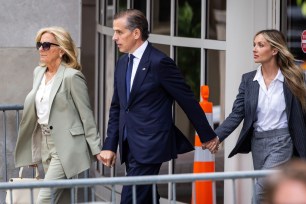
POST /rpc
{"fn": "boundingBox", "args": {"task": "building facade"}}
[0,0,305,203]
[95,0,306,203]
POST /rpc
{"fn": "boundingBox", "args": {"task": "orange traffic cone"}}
[192,85,216,204]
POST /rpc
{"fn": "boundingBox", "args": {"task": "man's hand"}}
[202,136,220,154]
[95,154,103,163]
[100,150,116,168]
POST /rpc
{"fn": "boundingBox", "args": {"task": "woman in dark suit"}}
[209,29,306,203]
[14,26,102,203]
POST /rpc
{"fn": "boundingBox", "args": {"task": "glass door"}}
[282,0,306,69]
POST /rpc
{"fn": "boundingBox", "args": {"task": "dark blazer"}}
[102,43,216,164]
[215,70,306,158]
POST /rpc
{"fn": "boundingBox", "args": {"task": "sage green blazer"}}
[14,64,101,178]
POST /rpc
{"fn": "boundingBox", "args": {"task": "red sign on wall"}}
[302,30,306,53]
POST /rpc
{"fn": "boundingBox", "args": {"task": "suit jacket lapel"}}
[28,67,46,117]
[128,44,151,106]
[118,55,129,105]
[249,73,259,122]
[33,67,47,92]
[49,64,65,110]
[283,82,293,121]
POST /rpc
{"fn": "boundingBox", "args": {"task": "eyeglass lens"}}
[36,42,59,51]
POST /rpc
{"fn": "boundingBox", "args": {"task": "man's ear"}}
[134,28,141,40]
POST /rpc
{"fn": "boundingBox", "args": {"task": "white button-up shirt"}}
[253,66,288,132]
[129,40,148,90]
[35,74,55,124]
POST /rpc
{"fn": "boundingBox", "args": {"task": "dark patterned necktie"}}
[126,54,135,102]
[124,54,135,140]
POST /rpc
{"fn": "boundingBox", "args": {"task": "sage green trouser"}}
[37,124,70,204]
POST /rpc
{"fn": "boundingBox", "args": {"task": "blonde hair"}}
[255,29,306,112]
[35,26,81,70]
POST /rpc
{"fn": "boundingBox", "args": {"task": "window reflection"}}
[151,0,171,35]
[206,0,226,40]
[105,0,115,27]
[133,0,146,15]
[285,1,306,69]
[176,0,201,38]
[174,46,200,144]
[117,0,127,10]
[176,47,200,99]
[151,43,170,56]
[206,49,226,124]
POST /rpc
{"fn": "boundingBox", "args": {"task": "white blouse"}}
[35,74,55,124]
[253,66,288,132]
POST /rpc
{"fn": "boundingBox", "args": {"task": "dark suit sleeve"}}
[215,74,246,142]
[102,67,120,152]
[156,57,216,143]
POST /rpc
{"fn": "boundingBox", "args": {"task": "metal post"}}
[152,183,157,204]
[71,187,75,204]
[232,179,237,204]
[3,111,7,181]
[112,184,116,203]
[84,170,89,202]
[252,178,257,204]
[172,182,176,204]
[132,185,136,204]
[91,186,95,202]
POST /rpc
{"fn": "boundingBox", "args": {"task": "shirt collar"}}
[253,65,264,82]
[253,65,284,82]
[130,40,148,60]
[275,69,284,82]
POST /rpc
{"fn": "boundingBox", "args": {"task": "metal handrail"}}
[2,170,276,204]
[0,104,23,111]
[1,104,23,182]
[1,170,276,190]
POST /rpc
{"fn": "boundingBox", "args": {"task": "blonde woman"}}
[207,29,306,203]
[14,26,102,203]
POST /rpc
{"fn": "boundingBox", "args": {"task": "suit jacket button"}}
[49,126,53,130]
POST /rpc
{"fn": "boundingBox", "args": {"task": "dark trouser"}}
[251,128,293,204]
[121,141,162,204]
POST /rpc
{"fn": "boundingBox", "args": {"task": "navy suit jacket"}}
[102,43,216,164]
[215,70,306,158]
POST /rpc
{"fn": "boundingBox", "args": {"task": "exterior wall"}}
[0,0,82,201]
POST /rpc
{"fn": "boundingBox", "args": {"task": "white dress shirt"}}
[253,66,288,132]
[35,74,55,124]
[129,40,148,90]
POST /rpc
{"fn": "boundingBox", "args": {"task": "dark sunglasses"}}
[36,42,59,51]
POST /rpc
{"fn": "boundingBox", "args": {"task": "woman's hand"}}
[96,153,103,163]
[202,136,220,154]
[100,150,116,168]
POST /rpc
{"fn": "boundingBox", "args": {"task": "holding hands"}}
[99,150,117,168]
[202,136,220,154]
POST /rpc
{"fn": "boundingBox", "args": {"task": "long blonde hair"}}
[255,29,306,112]
[35,26,81,70]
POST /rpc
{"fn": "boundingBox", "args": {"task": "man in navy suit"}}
[100,9,218,204]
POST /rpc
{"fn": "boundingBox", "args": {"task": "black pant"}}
[121,141,162,204]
